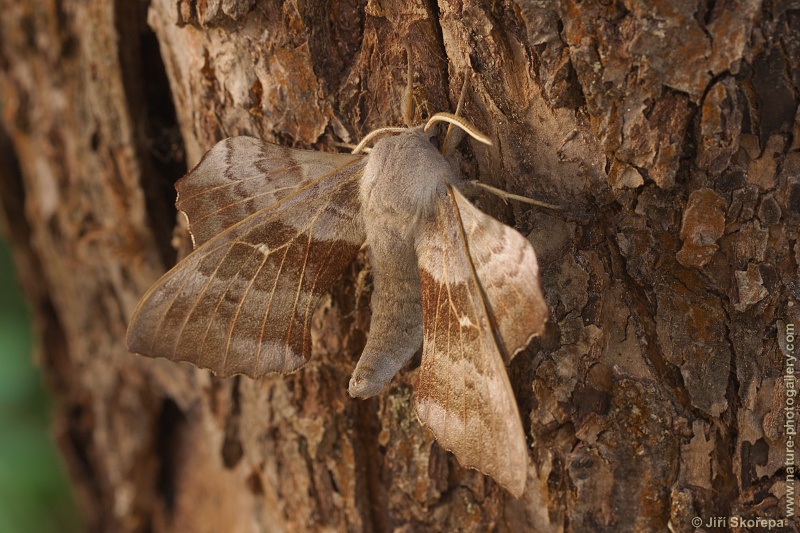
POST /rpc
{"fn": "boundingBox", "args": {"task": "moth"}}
[127,109,549,497]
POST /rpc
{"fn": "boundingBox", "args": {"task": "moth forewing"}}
[176,137,364,247]
[126,141,368,378]
[415,185,530,498]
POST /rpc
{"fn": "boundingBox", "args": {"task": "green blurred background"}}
[0,239,82,533]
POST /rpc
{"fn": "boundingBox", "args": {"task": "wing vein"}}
[283,230,311,365]
[222,245,270,373]
[197,246,256,363]
[253,243,291,375]
[157,245,234,357]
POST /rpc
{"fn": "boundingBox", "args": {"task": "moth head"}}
[351,112,492,156]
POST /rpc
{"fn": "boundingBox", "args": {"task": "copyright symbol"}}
[691,517,702,527]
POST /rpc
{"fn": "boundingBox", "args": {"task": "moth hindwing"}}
[127,116,548,498]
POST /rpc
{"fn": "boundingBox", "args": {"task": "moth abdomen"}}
[349,204,424,398]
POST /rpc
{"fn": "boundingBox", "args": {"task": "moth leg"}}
[402,45,414,128]
[348,238,423,398]
[441,77,469,156]
[465,180,562,210]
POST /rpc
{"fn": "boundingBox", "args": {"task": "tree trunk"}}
[1,0,797,531]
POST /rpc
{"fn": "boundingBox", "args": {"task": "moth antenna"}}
[441,77,469,156]
[424,113,492,147]
[351,127,408,154]
[468,180,563,210]
[331,141,371,153]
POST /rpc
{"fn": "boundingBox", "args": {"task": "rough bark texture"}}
[1,0,798,531]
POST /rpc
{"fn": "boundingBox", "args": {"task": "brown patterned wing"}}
[127,157,366,377]
[452,188,548,361]
[415,186,546,498]
[177,136,363,246]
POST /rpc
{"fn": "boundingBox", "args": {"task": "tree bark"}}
[0,0,797,531]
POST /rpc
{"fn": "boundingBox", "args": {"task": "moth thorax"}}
[360,131,453,224]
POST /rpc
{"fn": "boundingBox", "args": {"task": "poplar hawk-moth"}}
[127,112,549,497]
